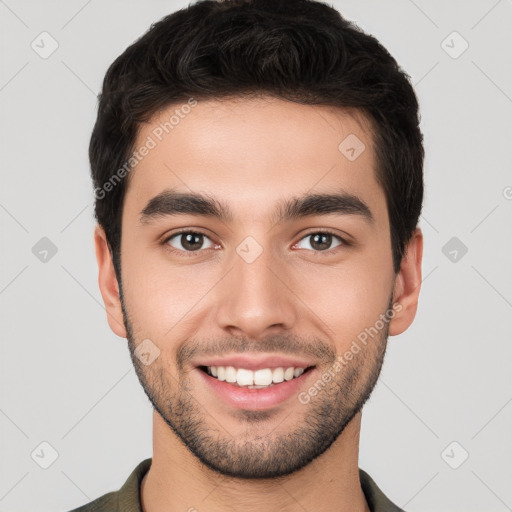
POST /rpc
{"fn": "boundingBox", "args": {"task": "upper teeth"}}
[207,366,306,387]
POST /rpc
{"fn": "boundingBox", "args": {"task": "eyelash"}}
[160,229,349,258]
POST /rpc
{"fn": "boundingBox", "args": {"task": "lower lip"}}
[196,367,315,410]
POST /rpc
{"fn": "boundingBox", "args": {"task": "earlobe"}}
[94,224,127,338]
[388,228,423,336]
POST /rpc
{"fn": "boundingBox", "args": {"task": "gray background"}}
[1,1,511,511]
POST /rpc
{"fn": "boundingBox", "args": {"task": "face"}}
[96,96,421,479]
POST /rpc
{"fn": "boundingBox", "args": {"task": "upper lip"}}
[194,354,316,371]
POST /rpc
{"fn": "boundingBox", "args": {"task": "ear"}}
[388,228,423,336]
[94,224,127,338]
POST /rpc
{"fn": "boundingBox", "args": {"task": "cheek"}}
[120,247,218,336]
[296,257,393,346]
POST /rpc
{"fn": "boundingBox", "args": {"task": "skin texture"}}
[94,96,423,512]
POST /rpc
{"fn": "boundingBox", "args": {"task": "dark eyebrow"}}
[139,189,373,225]
[274,191,373,225]
[139,190,234,225]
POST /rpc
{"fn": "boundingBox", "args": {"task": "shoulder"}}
[359,468,406,512]
[64,458,152,512]
[65,491,118,512]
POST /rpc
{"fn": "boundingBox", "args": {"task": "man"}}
[72,0,424,510]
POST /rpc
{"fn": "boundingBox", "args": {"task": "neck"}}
[141,410,370,512]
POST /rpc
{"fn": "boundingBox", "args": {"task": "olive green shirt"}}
[67,458,405,512]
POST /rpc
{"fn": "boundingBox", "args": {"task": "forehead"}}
[124,96,385,224]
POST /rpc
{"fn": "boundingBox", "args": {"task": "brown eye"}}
[295,232,344,252]
[166,231,215,252]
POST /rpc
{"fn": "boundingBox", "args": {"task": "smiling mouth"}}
[198,365,315,389]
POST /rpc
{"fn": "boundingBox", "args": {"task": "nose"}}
[214,243,297,340]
